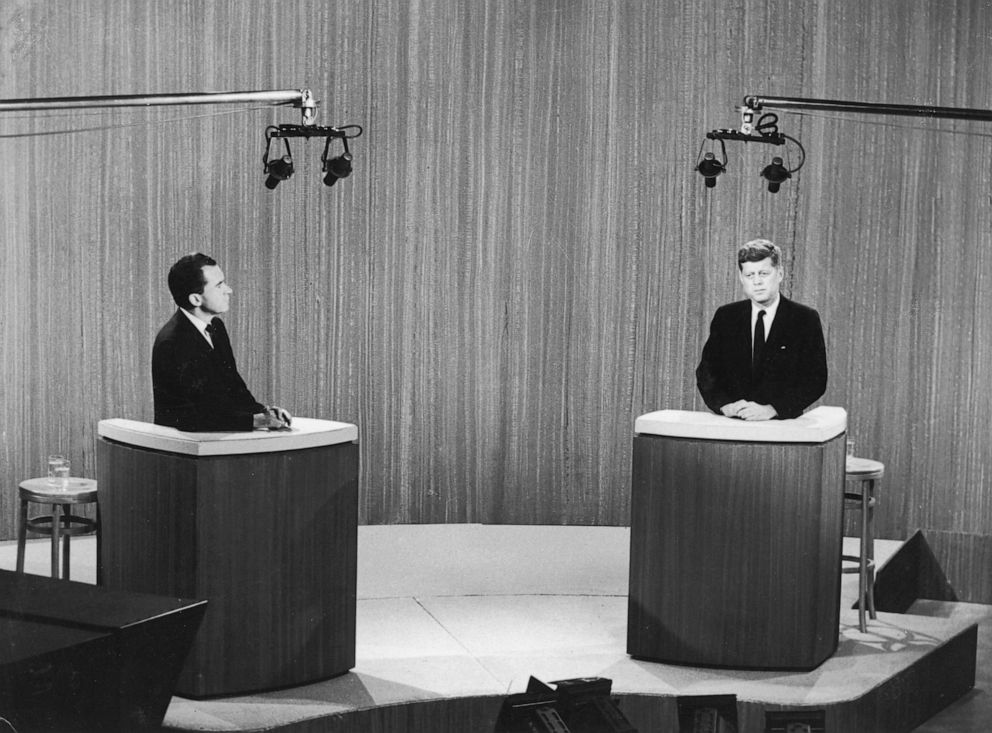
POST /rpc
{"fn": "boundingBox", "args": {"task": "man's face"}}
[738,257,783,307]
[191,264,232,315]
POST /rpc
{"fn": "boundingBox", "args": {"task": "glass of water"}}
[47,454,70,488]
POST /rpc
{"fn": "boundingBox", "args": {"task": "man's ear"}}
[188,292,202,308]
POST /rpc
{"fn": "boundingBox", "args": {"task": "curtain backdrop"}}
[1,1,990,599]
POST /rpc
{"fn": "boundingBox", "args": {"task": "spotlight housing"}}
[323,154,352,186]
[697,152,725,188]
[695,138,728,190]
[761,156,790,193]
[321,134,353,186]
[264,155,294,190]
[263,129,295,190]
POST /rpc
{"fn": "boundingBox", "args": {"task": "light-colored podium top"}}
[635,405,846,443]
[98,417,358,456]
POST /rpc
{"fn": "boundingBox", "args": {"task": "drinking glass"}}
[47,454,70,488]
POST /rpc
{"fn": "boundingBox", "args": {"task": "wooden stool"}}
[843,456,883,632]
[16,477,99,581]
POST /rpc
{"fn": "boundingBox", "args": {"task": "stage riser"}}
[186,623,974,733]
[621,624,974,731]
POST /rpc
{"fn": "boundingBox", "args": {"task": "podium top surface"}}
[98,417,358,456]
[635,405,847,443]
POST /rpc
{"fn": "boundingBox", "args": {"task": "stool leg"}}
[63,509,72,581]
[16,498,28,573]
[866,479,877,620]
[95,503,103,586]
[858,483,870,631]
[50,504,61,579]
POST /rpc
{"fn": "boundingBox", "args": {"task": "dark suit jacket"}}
[695,296,827,419]
[152,310,264,431]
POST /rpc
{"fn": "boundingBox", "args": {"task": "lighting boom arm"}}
[0,88,365,191]
[698,93,992,192]
[0,89,319,125]
[743,95,992,123]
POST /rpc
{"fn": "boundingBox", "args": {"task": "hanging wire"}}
[774,108,992,141]
[0,103,292,139]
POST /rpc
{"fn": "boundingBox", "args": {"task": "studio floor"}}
[2,525,990,732]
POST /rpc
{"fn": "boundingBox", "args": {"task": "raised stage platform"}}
[3,525,985,732]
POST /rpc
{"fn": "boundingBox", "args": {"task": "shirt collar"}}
[180,308,214,345]
[752,294,781,321]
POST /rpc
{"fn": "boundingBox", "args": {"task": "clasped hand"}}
[254,405,293,430]
[721,400,777,421]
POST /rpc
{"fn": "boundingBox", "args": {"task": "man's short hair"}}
[168,253,217,310]
[737,239,781,270]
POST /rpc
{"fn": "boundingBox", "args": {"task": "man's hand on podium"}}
[721,400,777,421]
[254,406,293,430]
[720,401,747,418]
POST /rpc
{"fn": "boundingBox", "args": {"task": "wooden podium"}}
[627,406,847,670]
[96,417,359,697]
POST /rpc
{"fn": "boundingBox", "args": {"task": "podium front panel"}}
[627,426,845,670]
[98,429,359,697]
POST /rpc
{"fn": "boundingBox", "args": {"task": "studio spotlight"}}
[321,134,353,186]
[263,127,295,190]
[697,153,725,188]
[698,110,805,192]
[323,153,352,186]
[265,155,294,189]
[760,156,791,193]
[263,123,362,190]
[695,138,728,190]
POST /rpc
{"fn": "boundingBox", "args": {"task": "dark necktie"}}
[753,310,766,371]
[205,321,217,348]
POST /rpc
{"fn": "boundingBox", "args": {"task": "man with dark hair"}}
[152,253,291,431]
[696,239,827,420]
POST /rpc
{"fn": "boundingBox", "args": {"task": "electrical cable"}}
[763,108,992,141]
[0,103,291,139]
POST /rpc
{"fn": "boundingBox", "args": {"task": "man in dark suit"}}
[152,253,291,431]
[696,239,827,420]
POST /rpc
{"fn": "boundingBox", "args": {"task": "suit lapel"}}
[763,296,793,350]
[731,300,752,364]
[174,310,216,354]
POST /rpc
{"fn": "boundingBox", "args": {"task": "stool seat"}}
[843,455,883,633]
[845,455,884,479]
[19,477,98,504]
[17,477,99,581]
